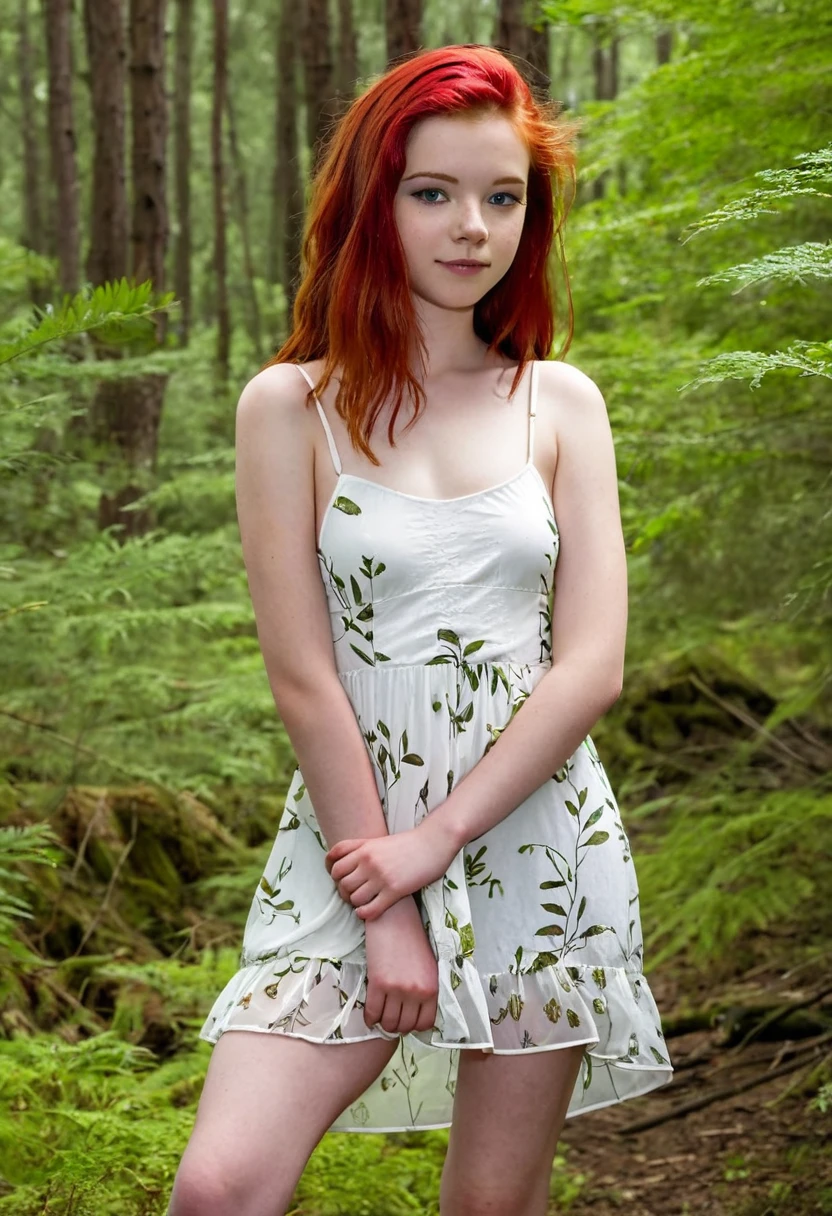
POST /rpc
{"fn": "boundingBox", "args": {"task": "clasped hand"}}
[324,819,458,922]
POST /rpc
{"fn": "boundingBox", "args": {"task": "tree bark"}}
[43,0,80,297]
[272,0,303,331]
[385,0,422,66]
[334,0,358,109]
[302,0,333,173]
[494,0,525,56]
[83,0,128,288]
[172,0,194,344]
[129,0,169,305]
[18,0,47,298]
[590,27,620,201]
[93,0,170,538]
[212,0,230,380]
[226,89,263,361]
[656,27,673,65]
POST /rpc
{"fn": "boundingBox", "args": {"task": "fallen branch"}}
[618,1030,832,1135]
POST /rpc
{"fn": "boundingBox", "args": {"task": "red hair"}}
[265,44,581,465]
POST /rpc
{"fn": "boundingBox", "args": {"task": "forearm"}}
[425,655,622,854]
[274,675,389,849]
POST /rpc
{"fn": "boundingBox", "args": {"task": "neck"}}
[409,294,496,380]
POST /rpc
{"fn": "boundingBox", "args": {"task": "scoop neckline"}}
[318,460,555,547]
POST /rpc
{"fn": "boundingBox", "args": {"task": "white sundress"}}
[199,360,674,1132]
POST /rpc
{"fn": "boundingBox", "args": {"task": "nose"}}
[452,198,488,244]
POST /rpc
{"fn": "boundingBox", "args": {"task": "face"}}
[393,110,530,310]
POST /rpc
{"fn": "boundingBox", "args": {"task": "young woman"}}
[170,43,673,1216]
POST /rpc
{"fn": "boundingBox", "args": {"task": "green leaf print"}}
[584,807,604,828]
[350,575,363,604]
[650,1046,670,1064]
[529,951,560,972]
[350,643,374,666]
[401,754,424,766]
[438,628,460,645]
[592,966,607,988]
[542,903,567,916]
[535,924,565,936]
[458,923,476,956]
[463,639,485,657]
[583,925,613,937]
[566,1009,581,1028]
[583,830,610,847]
[333,496,362,515]
[577,895,587,920]
[544,998,562,1023]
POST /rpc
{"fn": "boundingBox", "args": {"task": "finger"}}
[330,855,361,882]
[326,840,359,864]
[356,892,391,921]
[397,997,421,1037]
[415,996,438,1033]
[340,868,369,895]
[348,880,376,907]
[380,997,403,1036]
[364,984,384,1030]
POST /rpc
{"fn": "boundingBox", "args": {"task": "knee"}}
[167,1154,263,1216]
[440,1180,537,1216]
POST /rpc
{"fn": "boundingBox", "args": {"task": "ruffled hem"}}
[198,949,673,1130]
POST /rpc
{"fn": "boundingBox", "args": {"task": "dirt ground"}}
[555,953,832,1216]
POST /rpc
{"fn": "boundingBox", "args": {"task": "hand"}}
[325,816,460,922]
[363,896,439,1035]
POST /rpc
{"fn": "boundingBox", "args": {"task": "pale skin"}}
[169,110,625,1216]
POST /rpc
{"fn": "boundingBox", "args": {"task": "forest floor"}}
[554,942,832,1216]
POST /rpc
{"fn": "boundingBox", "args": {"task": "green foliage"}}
[0,279,176,368]
[0,0,831,1211]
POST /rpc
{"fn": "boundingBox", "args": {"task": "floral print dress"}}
[199,361,674,1132]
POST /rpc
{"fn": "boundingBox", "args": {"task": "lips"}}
[438,259,490,267]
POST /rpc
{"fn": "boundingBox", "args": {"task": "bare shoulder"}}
[537,358,609,425]
[235,361,319,439]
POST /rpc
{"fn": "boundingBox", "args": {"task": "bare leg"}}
[439,1043,587,1216]
[168,1029,398,1216]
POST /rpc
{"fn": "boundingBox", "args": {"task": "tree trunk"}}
[83,0,128,288]
[302,0,333,172]
[590,28,620,201]
[334,0,358,109]
[94,0,170,538]
[273,0,303,331]
[494,0,524,56]
[129,0,168,308]
[43,0,80,297]
[172,0,194,344]
[212,0,230,380]
[226,90,263,361]
[18,0,47,304]
[386,0,423,65]
[526,13,550,94]
[656,27,673,65]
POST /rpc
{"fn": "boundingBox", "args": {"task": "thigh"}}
[440,1044,586,1216]
[171,1029,398,1216]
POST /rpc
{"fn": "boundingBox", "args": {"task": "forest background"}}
[0,0,830,1212]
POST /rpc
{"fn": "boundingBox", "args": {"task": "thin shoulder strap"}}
[295,364,342,476]
[527,360,539,463]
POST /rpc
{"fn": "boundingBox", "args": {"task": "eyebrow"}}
[401,171,527,186]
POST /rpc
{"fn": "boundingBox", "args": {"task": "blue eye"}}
[489,192,521,206]
[413,188,446,204]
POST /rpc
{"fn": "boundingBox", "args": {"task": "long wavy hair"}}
[265,44,581,465]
